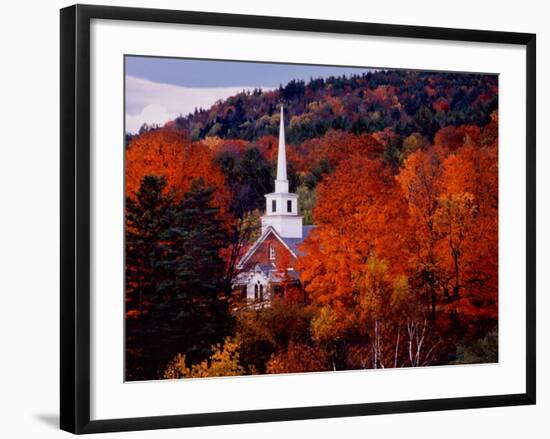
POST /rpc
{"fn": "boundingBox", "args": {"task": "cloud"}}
[125,76,272,133]
[126,103,176,134]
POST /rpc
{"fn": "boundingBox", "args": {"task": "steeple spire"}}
[261,103,303,238]
[275,104,289,193]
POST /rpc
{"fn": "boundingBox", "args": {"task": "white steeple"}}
[261,104,303,239]
[275,105,289,193]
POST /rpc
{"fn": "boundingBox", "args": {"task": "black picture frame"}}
[60,4,536,434]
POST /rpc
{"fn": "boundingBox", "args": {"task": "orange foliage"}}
[298,154,409,316]
[397,146,447,265]
[303,131,384,171]
[301,133,498,342]
[366,85,398,105]
[125,130,230,213]
[266,342,329,374]
[434,125,481,151]
[432,97,450,113]
[437,143,498,322]
[201,137,248,158]
[253,135,278,162]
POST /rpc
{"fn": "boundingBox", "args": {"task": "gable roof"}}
[236,226,294,270]
[236,225,315,270]
[281,225,315,257]
[256,263,275,275]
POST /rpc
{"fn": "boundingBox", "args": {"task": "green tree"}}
[155,178,232,367]
[125,175,174,380]
[215,147,273,217]
[297,184,316,225]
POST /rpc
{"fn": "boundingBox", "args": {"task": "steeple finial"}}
[275,104,289,193]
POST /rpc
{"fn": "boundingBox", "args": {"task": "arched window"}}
[269,245,276,261]
[254,284,258,300]
[259,284,264,301]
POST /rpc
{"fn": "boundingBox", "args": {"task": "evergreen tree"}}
[125,175,173,380]
[126,176,232,380]
[216,147,273,217]
[154,178,232,367]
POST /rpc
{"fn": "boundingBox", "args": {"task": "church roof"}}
[281,225,316,256]
[236,225,315,270]
[232,263,300,286]
[256,263,275,275]
[268,268,300,283]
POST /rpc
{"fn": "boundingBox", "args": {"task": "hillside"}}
[126,69,498,222]
[158,69,497,145]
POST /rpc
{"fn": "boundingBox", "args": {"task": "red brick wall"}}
[241,232,297,271]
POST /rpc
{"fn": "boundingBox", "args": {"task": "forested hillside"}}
[161,70,497,144]
[125,69,499,380]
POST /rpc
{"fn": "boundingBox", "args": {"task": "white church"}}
[233,105,314,303]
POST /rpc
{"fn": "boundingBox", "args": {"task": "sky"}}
[125,56,373,133]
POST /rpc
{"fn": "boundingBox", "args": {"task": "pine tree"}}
[125,175,173,380]
[154,177,232,367]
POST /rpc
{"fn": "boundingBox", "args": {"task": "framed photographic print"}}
[60,4,536,434]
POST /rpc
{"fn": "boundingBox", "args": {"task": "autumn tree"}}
[233,297,314,373]
[357,257,440,369]
[126,130,230,212]
[298,154,415,369]
[266,342,329,374]
[299,154,408,314]
[435,142,498,336]
[397,146,448,320]
[163,338,245,379]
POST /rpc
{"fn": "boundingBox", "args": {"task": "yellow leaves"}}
[402,133,428,157]
[162,353,189,379]
[390,276,410,309]
[190,338,244,378]
[306,101,320,113]
[311,306,341,344]
[162,338,244,379]
[201,135,223,151]
[435,192,477,228]
[366,255,389,281]
[234,307,276,347]
[352,255,392,318]
[434,192,478,263]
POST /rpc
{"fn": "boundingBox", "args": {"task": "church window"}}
[269,245,276,261]
[259,285,264,301]
[287,200,292,212]
[254,284,258,300]
[272,200,276,212]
